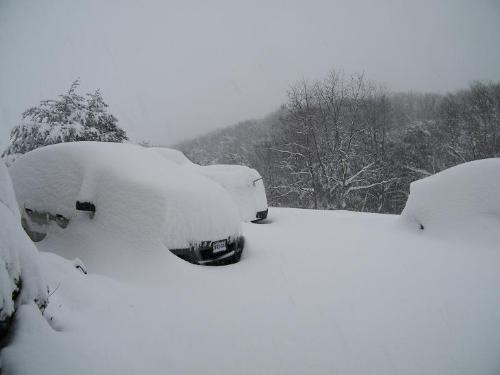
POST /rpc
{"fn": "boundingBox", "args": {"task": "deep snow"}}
[2,206,500,375]
[3,158,500,374]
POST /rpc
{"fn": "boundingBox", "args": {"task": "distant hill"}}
[174,79,500,214]
[175,109,281,173]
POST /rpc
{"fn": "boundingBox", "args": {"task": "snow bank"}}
[401,158,500,239]
[9,142,242,279]
[0,161,47,327]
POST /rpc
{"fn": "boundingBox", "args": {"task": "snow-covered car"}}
[151,147,269,222]
[9,142,244,267]
[401,158,500,238]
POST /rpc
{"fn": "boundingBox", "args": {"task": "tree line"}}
[2,74,498,214]
[178,70,500,214]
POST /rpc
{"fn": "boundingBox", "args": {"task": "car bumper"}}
[170,236,245,266]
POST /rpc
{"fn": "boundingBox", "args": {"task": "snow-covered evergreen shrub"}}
[0,161,48,334]
[2,80,128,158]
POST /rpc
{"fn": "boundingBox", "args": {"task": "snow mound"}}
[401,158,500,236]
[9,142,242,278]
[0,161,47,326]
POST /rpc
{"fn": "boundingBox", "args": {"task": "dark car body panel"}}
[171,236,245,265]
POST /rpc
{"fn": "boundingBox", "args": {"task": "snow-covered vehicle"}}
[401,158,500,238]
[9,142,244,266]
[152,147,269,222]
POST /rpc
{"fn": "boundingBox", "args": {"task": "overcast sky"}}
[1,0,499,148]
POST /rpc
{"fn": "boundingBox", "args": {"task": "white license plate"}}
[212,240,227,253]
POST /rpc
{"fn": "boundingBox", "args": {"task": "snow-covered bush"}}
[401,158,500,233]
[2,80,128,158]
[0,161,48,333]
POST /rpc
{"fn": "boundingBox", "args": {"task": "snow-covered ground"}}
[2,204,500,374]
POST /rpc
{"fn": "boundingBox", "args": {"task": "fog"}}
[1,0,499,147]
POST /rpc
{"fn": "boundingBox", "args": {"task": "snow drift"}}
[0,161,47,327]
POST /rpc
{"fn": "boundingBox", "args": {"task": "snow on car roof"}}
[9,142,242,249]
[150,147,262,187]
[197,164,262,187]
[149,147,193,166]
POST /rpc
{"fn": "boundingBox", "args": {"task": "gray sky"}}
[1,0,499,148]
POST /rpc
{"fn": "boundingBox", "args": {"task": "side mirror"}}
[76,201,96,215]
[252,177,263,186]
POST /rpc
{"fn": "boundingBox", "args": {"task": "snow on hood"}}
[401,158,500,237]
[9,142,242,250]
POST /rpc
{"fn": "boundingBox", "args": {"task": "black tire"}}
[231,250,242,263]
[230,236,244,263]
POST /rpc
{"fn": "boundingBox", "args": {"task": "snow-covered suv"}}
[9,142,244,268]
[151,147,269,222]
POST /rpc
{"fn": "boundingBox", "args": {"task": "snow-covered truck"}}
[151,147,269,222]
[9,142,245,266]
